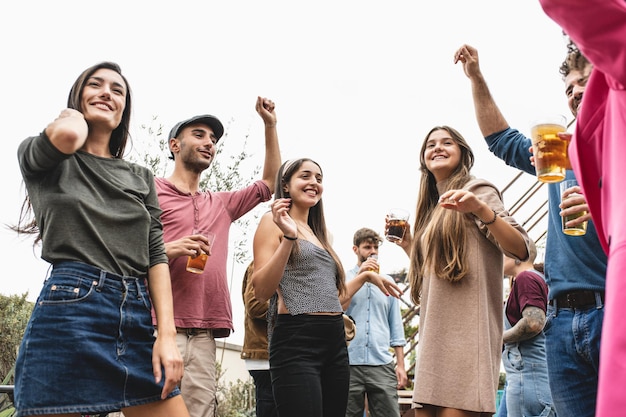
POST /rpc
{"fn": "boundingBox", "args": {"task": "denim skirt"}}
[14,261,181,416]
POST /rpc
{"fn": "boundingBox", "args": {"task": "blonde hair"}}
[408,126,475,305]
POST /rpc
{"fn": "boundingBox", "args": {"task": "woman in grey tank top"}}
[251,158,400,417]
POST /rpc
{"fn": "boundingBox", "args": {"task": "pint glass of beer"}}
[530,115,568,183]
[386,208,409,243]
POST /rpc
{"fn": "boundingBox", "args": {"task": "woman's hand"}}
[152,330,184,399]
[271,198,297,238]
[366,271,403,299]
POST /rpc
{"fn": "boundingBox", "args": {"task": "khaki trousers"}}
[176,329,217,417]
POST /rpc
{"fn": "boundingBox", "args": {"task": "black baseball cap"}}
[168,114,224,141]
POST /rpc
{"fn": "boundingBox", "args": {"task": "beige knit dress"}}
[412,178,530,413]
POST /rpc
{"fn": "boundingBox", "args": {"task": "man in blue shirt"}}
[345,228,407,417]
[454,44,606,417]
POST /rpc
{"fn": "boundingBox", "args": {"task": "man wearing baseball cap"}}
[154,96,281,417]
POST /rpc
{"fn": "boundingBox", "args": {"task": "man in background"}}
[498,240,555,417]
[241,261,277,417]
[345,227,407,417]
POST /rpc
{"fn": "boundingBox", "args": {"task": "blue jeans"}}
[250,369,277,417]
[543,302,603,417]
[270,314,349,417]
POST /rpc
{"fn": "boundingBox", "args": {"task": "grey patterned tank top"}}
[280,239,343,314]
[267,239,343,341]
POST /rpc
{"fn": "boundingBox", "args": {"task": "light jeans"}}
[502,313,554,417]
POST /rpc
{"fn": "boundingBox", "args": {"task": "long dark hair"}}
[275,158,346,295]
[67,61,132,158]
[408,126,475,304]
[13,62,132,241]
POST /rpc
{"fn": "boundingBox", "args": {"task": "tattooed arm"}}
[503,305,546,344]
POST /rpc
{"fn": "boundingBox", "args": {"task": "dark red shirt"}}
[505,270,549,327]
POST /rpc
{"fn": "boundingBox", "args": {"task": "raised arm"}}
[255,96,282,191]
[454,44,510,137]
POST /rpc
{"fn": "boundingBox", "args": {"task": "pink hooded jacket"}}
[539,1,626,416]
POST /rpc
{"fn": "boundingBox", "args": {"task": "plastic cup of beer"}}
[560,179,588,236]
[530,114,568,183]
[186,229,216,274]
[367,254,380,274]
[386,208,409,243]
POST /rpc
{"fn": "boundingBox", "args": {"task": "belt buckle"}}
[187,328,205,336]
[566,293,576,307]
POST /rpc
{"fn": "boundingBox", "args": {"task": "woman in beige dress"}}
[394,126,530,416]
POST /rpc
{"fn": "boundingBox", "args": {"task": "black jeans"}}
[270,314,350,417]
[250,369,278,417]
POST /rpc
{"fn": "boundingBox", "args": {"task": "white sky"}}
[0,1,569,346]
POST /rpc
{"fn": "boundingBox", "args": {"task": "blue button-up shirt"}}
[345,265,406,365]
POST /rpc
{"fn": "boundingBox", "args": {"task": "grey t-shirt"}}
[18,132,167,278]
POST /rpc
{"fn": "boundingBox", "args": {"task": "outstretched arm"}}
[440,189,529,261]
[340,268,402,310]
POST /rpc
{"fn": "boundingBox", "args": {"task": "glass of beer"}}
[560,179,588,236]
[386,208,410,243]
[367,254,380,274]
[186,229,216,274]
[531,114,568,183]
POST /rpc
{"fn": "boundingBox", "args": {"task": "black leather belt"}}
[552,290,604,309]
[176,327,212,336]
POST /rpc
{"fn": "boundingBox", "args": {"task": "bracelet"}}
[478,209,498,225]
[283,234,298,241]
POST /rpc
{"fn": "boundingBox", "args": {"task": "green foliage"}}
[0,293,33,382]
[0,406,15,417]
[0,370,15,417]
[215,362,255,417]
[0,293,31,417]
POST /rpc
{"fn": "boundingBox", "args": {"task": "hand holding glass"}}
[386,208,410,243]
[186,229,216,274]
[560,179,588,236]
[367,254,380,274]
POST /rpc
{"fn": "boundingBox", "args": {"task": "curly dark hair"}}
[559,36,591,79]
